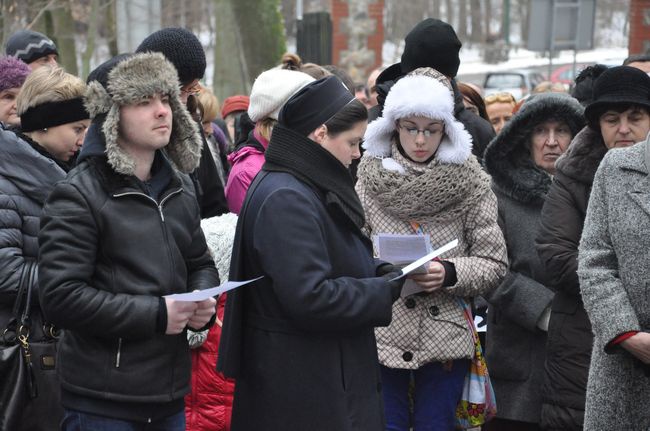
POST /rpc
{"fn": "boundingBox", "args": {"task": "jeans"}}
[61,409,186,431]
[381,359,470,431]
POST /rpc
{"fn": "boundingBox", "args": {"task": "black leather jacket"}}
[38,153,220,413]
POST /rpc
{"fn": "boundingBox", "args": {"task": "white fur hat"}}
[248,69,315,122]
[363,67,472,165]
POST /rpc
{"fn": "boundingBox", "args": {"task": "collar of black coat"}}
[484,93,585,205]
[554,126,607,185]
[262,123,366,230]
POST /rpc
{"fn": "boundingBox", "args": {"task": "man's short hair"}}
[16,66,85,116]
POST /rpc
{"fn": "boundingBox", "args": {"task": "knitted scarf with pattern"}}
[357,142,490,223]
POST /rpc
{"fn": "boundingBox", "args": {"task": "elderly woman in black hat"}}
[535,65,650,431]
[573,67,650,431]
[218,76,405,431]
[483,92,585,431]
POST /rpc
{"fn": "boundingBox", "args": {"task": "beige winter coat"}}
[356,147,507,369]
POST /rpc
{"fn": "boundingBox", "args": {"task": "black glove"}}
[376,263,397,277]
[382,271,406,302]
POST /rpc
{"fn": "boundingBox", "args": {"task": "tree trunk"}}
[104,0,118,57]
[50,0,78,75]
[518,0,529,46]
[457,0,467,40]
[484,0,492,39]
[470,0,482,42]
[213,0,249,100]
[81,0,100,80]
[429,0,441,19]
[230,0,286,83]
[445,0,454,27]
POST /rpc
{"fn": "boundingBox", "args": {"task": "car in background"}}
[483,69,546,100]
[550,63,591,85]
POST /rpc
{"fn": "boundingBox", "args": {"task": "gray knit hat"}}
[5,30,58,64]
[84,52,202,175]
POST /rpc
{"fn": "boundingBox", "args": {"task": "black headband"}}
[20,98,89,132]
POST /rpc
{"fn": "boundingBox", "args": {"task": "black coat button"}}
[428,306,440,317]
[405,298,416,309]
[402,351,413,362]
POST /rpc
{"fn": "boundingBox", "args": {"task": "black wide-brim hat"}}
[585,65,650,128]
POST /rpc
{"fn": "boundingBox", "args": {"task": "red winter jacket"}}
[185,294,235,431]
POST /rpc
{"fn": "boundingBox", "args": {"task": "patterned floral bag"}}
[455,299,497,429]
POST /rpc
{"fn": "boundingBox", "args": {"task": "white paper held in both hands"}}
[164,276,263,302]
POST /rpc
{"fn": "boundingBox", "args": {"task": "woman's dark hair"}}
[458,82,489,121]
[589,103,650,127]
[324,99,368,136]
[571,64,609,106]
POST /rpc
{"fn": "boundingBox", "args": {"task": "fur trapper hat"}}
[363,67,473,165]
[84,52,202,175]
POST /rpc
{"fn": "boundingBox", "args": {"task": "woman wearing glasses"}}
[482,93,585,431]
[484,92,517,135]
[356,67,507,431]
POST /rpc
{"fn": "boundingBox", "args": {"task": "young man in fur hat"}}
[38,52,219,430]
[136,27,229,219]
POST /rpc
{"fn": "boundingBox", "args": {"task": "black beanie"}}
[584,66,650,128]
[400,18,462,78]
[5,30,58,64]
[136,27,206,85]
[279,76,354,136]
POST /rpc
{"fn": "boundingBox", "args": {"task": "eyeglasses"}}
[180,82,201,97]
[484,92,516,105]
[397,122,444,139]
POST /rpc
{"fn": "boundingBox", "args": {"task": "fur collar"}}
[555,126,607,184]
[484,93,585,204]
[363,74,472,165]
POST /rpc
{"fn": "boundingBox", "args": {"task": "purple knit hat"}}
[0,56,31,93]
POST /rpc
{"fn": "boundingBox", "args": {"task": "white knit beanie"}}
[247,69,315,122]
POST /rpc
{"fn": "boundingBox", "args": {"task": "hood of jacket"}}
[227,143,265,166]
[484,92,585,204]
[555,126,607,185]
[0,128,66,204]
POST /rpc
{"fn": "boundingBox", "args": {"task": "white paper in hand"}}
[391,239,459,281]
[164,276,263,302]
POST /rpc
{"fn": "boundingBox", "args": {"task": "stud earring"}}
[42,128,48,132]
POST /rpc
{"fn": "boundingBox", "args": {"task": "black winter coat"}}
[38,153,220,418]
[219,169,395,431]
[535,127,604,430]
[0,129,65,335]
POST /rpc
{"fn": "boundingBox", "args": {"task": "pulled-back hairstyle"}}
[324,99,368,136]
[16,66,85,115]
[280,52,329,80]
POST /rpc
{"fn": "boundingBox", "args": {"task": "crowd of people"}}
[1,17,649,431]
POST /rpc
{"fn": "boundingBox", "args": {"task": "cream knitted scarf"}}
[357,142,491,223]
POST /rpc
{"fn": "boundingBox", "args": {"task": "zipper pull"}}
[115,338,122,368]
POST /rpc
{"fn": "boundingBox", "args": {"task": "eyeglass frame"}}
[484,92,516,105]
[396,121,445,139]
[180,81,202,97]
